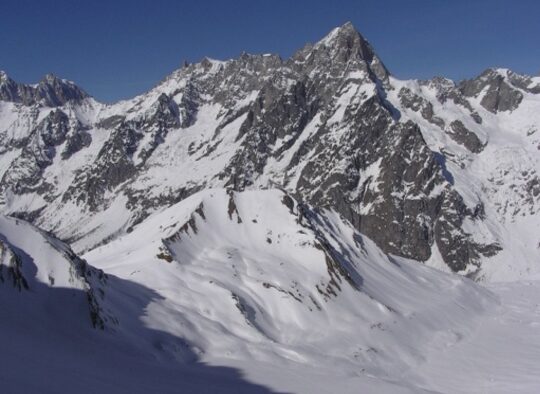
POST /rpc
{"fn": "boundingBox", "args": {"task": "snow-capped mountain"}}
[2,21,540,394]
[0,22,539,282]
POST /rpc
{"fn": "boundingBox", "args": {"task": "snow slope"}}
[1,190,540,393]
[0,214,109,327]
[407,280,540,393]
[84,189,497,391]
[0,210,325,393]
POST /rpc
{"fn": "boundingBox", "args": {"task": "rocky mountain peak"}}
[36,73,89,106]
[421,76,455,89]
[41,73,60,84]
[314,22,368,57]
[319,22,360,43]
[0,72,23,103]
[237,51,282,68]
[0,72,90,107]
[295,22,390,83]
[458,68,521,112]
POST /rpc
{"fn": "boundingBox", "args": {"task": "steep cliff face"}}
[0,23,539,280]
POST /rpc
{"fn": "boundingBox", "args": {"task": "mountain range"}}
[1,22,540,393]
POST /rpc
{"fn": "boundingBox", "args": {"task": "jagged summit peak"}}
[0,70,9,81]
[473,68,535,83]
[316,21,367,50]
[335,21,360,36]
[491,67,512,75]
[420,76,456,89]
[302,22,390,81]
[39,73,82,89]
[319,21,359,44]
[339,20,356,30]
[238,51,281,61]
[34,73,90,106]
[475,67,511,80]
[42,73,59,83]
[198,56,227,72]
[464,67,540,90]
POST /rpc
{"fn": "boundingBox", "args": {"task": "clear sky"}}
[1,0,539,103]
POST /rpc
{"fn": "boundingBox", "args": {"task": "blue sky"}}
[1,0,539,102]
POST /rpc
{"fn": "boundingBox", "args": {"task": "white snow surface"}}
[1,189,539,393]
[0,215,86,289]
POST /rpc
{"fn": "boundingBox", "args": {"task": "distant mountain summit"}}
[0,22,539,280]
[0,71,89,106]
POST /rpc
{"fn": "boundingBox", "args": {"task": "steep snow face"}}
[84,189,495,383]
[0,215,110,328]
[0,23,539,280]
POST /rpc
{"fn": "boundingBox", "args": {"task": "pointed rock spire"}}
[0,72,89,107]
[316,22,375,61]
[294,22,390,82]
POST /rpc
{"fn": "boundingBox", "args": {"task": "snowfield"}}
[1,189,540,393]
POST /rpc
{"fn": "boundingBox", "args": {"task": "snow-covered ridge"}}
[0,215,110,328]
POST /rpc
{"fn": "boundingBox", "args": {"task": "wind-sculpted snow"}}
[0,23,539,280]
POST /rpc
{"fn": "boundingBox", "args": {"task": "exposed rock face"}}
[2,110,68,195]
[398,87,445,128]
[62,124,140,211]
[0,22,539,279]
[0,239,28,291]
[459,68,524,113]
[448,120,484,153]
